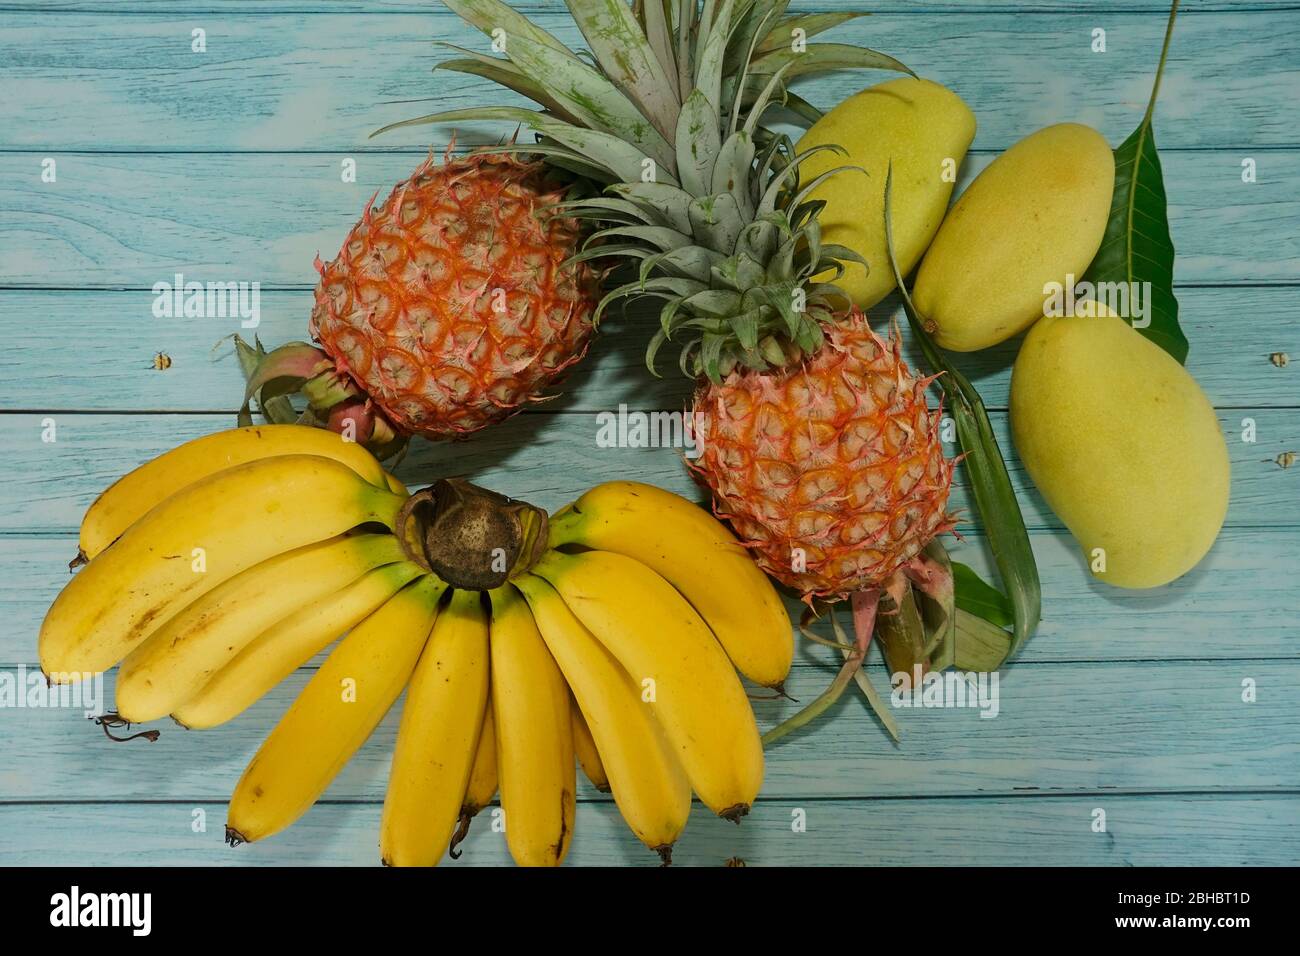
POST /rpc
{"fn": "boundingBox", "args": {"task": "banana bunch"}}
[40,426,794,865]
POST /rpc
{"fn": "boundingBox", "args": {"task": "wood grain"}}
[5,286,1298,412]
[2,659,1296,801]
[0,409,1291,538]
[0,10,1296,151]
[3,150,1297,288]
[2,794,1295,867]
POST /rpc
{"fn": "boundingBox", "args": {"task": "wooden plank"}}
[1,794,1295,867]
[0,407,1291,537]
[2,659,1296,803]
[4,526,1295,666]
[0,2,1284,14]
[1,11,1296,152]
[4,286,1298,412]
[2,150,1296,288]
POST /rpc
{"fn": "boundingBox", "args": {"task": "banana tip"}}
[719,803,751,824]
[224,826,248,847]
[654,844,674,867]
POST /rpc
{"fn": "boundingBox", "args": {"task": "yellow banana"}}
[380,589,490,867]
[173,559,425,730]
[515,575,689,858]
[571,695,609,793]
[529,550,764,820]
[41,455,405,682]
[116,533,406,723]
[462,702,498,818]
[227,575,443,845]
[383,471,410,496]
[76,425,391,565]
[449,700,498,860]
[549,481,793,688]
[488,585,575,868]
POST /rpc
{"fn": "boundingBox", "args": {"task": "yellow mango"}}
[1010,305,1230,589]
[914,123,1115,352]
[796,77,976,310]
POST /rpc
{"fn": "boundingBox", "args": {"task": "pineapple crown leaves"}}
[374,0,912,381]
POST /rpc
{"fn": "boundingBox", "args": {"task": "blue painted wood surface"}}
[0,1,1297,866]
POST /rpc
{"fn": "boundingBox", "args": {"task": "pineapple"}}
[408,0,952,603]
[242,148,599,449]
[692,313,956,599]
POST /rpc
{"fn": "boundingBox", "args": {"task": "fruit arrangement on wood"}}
[40,426,788,865]
[315,0,1219,718]
[41,0,1228,864]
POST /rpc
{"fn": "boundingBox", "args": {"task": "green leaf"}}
[442,0,578,61]
[676,90,722,196]
[694,0,737,115]
[757,12,871,54]
[712,131,756,214]
[373,107,670,186]
[481,143,617,184]
[952,562,1016,629]
[641,1,678,96]
[725,0,789,78]
[750,42,914,80]
[687,193,745,255]
[953,610,1014,673]
[590,223,693,253]
[675,0,696,100]
[884,164,1042,661]
[781,91,824,126]
[433,47,581,124]
[1080,1,1187,363]
[505,34,676,172]
[608,182,694,234]
[874,586,927,679]
[565,0,682,140]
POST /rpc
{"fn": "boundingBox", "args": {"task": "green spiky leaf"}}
[566,0,682,140]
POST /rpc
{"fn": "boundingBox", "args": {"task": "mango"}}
[796,77,976,310]
[1010,305,1230,589]
[914,123,1115,352]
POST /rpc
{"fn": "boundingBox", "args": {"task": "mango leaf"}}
[952,561,1015,629]
[884,166,1042,662]
[953,610,1014,674]
[1081,0,1187,363]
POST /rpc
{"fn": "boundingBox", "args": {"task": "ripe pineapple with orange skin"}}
[692,314,957,600]
[312,150,598,440]
[241,148,598,451]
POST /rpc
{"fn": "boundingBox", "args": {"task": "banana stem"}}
[447,811,474,860]
[93,713,160,743]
